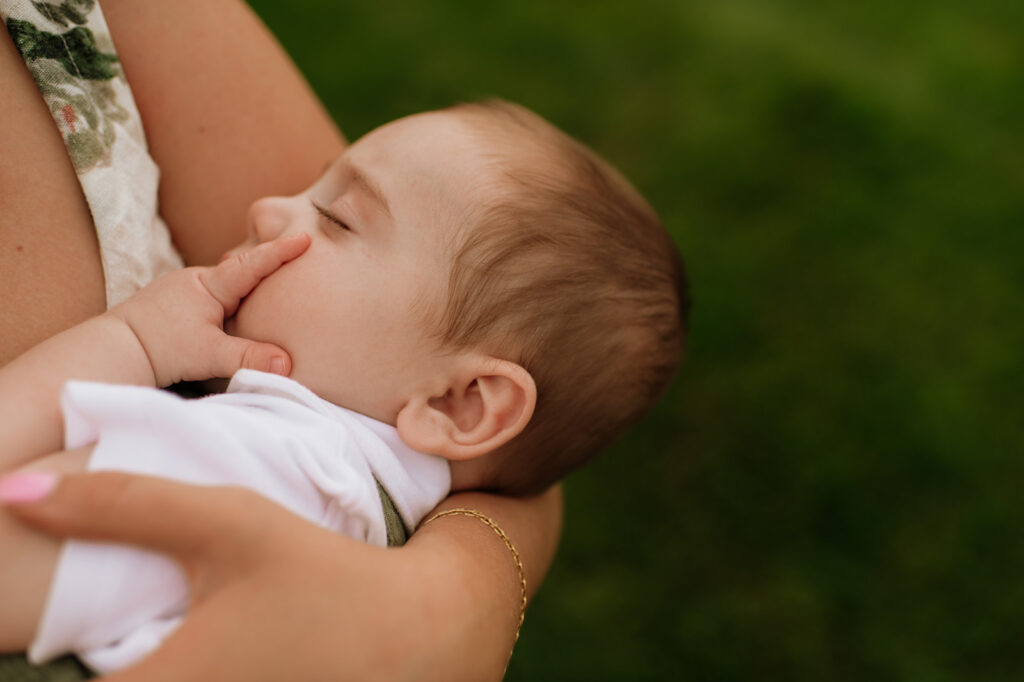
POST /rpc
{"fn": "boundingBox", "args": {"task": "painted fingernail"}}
[0,473,58,504]
[270,357,285,375]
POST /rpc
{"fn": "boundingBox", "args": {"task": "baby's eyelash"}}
[310,199,351,231]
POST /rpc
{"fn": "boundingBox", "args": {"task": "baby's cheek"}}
[228,288,273,341]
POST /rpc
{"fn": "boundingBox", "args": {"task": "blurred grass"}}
[247,1,1023,679]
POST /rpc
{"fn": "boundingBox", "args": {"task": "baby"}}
[0,100,688,673]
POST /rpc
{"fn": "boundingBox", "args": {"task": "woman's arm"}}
[101,0,345,266]
[404,490,564,676]
[1,473,562,681]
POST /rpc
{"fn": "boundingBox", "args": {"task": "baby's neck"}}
[446,458,492,493]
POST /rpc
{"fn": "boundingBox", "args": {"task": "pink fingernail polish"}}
[0,473,58,503]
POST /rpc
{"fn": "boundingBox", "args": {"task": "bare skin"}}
[0,26,106,365]
[100,0,346,266]
[0,0,561,678]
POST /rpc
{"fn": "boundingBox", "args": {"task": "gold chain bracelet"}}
[422,508,527,669]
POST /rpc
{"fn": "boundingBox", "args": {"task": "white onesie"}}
[28,370,451,674]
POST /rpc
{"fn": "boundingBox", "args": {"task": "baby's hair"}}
[438,100,690,495]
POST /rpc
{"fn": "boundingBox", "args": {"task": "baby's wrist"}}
[98,309,160,387]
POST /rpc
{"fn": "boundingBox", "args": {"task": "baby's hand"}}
[107,234,311,387]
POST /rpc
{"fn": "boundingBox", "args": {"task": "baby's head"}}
[228,100,689,495]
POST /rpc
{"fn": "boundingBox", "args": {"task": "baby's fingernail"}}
[270,357,286,375]
[0,473,58,504]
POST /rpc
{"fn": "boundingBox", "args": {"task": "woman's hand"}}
[1,472,562,681]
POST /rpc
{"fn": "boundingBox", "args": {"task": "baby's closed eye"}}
[311,199,351,232]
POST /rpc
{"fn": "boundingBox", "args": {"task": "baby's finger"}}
[208,335,292,379]
[200,233,310,315]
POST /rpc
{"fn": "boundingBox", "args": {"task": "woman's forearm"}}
[398,486,563,680]
[418,487,563,599]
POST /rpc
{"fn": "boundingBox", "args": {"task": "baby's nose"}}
[246,196,294,243]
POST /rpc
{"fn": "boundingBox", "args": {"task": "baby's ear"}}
[396,356,536,460]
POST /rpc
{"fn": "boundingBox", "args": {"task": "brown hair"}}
[437,100,690,495]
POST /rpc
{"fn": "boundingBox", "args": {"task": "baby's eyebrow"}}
[348,162,392,219]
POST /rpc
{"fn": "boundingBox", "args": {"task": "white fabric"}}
[28,370,451,674]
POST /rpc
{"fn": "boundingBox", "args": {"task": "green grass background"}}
[247,2,1023,679]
